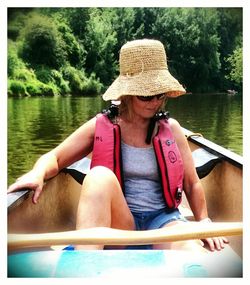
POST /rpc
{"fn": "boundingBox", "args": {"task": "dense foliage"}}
[8,7,242,97]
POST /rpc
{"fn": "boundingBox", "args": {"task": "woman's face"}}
[131,95,166,120]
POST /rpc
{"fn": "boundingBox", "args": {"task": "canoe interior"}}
[187,141,242,223]
[8,140,242,257]
[8,248,242,277]
[8,172,82,234]
[186,141,242,257]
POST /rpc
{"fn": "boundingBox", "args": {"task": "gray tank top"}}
[121,141,166,212]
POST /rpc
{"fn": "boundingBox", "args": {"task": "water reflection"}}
[8,94,242,185]
[168,93,242,154]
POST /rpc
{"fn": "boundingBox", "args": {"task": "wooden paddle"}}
[8,222,242,251]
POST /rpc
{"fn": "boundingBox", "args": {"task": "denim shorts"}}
[132,207,187,231]
[126,207,187,249]
[64,208,187,251]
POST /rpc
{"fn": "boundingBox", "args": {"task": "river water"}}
[8,93,242,185]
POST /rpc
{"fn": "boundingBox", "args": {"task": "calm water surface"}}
[8,93,242,185]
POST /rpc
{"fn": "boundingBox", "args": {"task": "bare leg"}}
[153,221,207,252]
[75,166,135,249]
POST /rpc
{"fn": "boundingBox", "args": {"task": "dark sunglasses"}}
[136,93,166,102]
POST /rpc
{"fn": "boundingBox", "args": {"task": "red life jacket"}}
[90,114,184,209]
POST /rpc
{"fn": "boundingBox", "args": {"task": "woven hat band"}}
[120,42,168,76]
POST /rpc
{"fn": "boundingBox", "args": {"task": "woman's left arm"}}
[169,118,228,251]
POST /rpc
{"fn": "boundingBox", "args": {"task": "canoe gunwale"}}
[182,128,242,169]
[7,190,31,212]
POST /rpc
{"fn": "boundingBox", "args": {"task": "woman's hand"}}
[202,236,229,251]
[199,218,229,251]
[7,169,44,204]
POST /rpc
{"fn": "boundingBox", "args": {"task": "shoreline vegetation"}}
[8,8,242,97]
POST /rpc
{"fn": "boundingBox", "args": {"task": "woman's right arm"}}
[7,117,96,203]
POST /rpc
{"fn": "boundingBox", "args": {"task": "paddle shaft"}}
[8,222,242,251]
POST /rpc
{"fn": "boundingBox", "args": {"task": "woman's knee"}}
[85,166,119,185]
[82,166,121,197]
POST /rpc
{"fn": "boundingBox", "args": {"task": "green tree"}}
[40,9,87,68]
[133,8,160,38]
[8,9,31,41]
[217,8,243,90]
[225,46,242,88]
[110,8,137,57]
[21,14,67,69]
[56,20,86,68]
[65,8,90,39]
[152,8,221,92]
[84,8,118,86]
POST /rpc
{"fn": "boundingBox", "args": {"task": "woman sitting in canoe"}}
[8,39,228,251]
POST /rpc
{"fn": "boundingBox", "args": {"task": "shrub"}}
[35,66,53,83]
[51,69,70,94]
[40,83,58,96]
[14,68,36,81]
[25,82,43,96]
[62,66,84,94]
[82,72,103,95]
[61,66,104,95]
[8,80,26,97]
[8,40,25,77]
[35,67,70,95]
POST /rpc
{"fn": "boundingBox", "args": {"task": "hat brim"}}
[102,69,186,101]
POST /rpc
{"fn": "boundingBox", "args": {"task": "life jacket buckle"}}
[175,187,182,201]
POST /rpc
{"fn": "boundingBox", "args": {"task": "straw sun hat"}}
[102,39,186,101]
